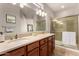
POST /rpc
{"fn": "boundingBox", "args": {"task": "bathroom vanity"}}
[0,33,55,56]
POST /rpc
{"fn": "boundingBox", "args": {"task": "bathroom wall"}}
[0,3,35,34]
[0,4,20,33]
[0,3,37,41]
[55,7,79,18]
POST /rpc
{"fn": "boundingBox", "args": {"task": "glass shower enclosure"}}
[52,15,79,48]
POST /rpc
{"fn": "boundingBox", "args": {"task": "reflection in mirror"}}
[36,15,46,32]
[27,24,33,32]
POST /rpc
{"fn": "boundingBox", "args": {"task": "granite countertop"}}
[0,33,54,55]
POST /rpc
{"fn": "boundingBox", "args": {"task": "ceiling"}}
[46,3,78,12]
[1,3,79,18]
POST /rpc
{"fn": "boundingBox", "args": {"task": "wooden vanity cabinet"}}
[27,48,39,56]
[48,36,53,56]
[5,46,26,56]
[40,43,48,56]
[0,35,55,56]
[27,41,39,56]
[48,35,55,56]
[39,38,48,56]
[40,38,47,46]
[53,35,55,49]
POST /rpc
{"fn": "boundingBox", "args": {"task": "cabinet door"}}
[40,38,47,46]
[40,45,47,56]
[5,46,26,56]
[52,35,55,49]
[27,41,39,52]
[48,40,52,55]
[48,36,55,56]
[28,48,39,56]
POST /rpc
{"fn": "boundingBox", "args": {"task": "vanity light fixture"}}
[36,9,47,17]
[33,3,47,17]
[41,11,45,17]
[39,10,42,16]
[36,9,41,16]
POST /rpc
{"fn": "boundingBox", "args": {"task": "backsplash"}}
[4,31,46,40]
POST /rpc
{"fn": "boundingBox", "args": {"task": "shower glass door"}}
[52,15,78,46]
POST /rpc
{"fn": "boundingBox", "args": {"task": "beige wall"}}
[55,7,79,18]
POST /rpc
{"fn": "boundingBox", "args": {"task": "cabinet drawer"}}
[40,43,47,49]
[28,48,39,56]
[27,41,39,51]
[40,38,47,46]
[40,44,47,56]
[6,46,26,56]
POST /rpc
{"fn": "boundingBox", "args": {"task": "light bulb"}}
[39,10,42,16]
[41,11,45,17]
[44,13,47,16]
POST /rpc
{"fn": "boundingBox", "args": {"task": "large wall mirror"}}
[36,15,46,31]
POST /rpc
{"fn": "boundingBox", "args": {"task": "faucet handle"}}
[15,34,18,39]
